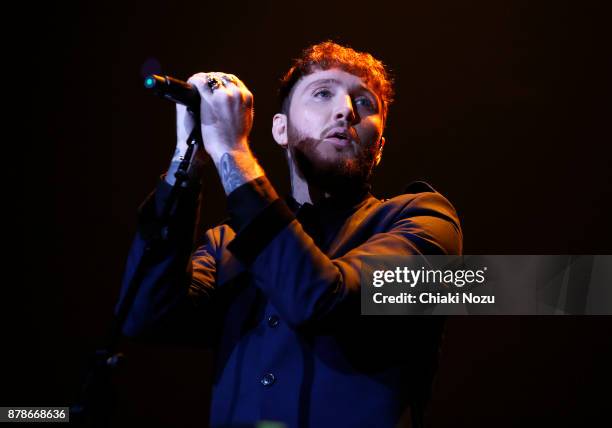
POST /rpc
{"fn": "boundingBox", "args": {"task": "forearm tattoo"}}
[220,152,248,194]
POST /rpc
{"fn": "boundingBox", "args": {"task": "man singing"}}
[117,41,462,427]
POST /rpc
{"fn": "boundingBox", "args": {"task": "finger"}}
[210,73,248,100]
[216,73,235,88]
[209,72,242,100]
[187,73,221,125]
[223,73,246,90]
[206,71,236,87]
[189,72,233,100]
[229,74,253,108]
[188,72,219,96]
[215,73,253,111]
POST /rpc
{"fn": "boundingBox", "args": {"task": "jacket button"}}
[267,315,280,328]
[260,373,275,386]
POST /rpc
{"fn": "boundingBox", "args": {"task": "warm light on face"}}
[287,68,384,154]
[282,69,385,193]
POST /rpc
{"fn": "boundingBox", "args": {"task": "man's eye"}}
[355,97,374,108]
[314,89,332,98]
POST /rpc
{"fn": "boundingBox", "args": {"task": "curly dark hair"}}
[278,41,394,122]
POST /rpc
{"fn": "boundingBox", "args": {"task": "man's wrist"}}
[210,146,265,195]
[207,138,250,164]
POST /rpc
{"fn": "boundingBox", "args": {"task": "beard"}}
[287,121,378,195]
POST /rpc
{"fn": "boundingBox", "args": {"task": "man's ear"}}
[272,113,288,148]
[375,136,385,166]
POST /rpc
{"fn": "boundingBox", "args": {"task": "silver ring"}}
[207,76,221,92]
[221,75,235,86]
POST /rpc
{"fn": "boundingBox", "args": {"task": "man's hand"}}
[170,72,264,194]
[185,72,254,162]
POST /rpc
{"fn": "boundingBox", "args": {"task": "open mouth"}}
[324,128,352,145]
[329,131,348,140]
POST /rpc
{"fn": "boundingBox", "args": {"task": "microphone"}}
[144,74,200,110]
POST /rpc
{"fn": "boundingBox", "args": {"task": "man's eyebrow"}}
[303,78,379,102]
[303,78,343,91]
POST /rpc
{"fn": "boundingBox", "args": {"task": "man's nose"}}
[334,94,359,125]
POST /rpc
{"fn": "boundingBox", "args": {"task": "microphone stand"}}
[71,115,203,427]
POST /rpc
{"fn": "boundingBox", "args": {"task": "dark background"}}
[6,0,611,426]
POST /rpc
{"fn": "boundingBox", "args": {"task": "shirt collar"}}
[284,182,373,216]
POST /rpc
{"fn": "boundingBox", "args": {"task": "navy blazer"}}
[116,176,463,428]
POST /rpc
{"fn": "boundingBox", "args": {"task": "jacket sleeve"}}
[226,176,462,328]
[115,176,223,345]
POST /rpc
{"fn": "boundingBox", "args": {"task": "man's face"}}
[284,68,385,192]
